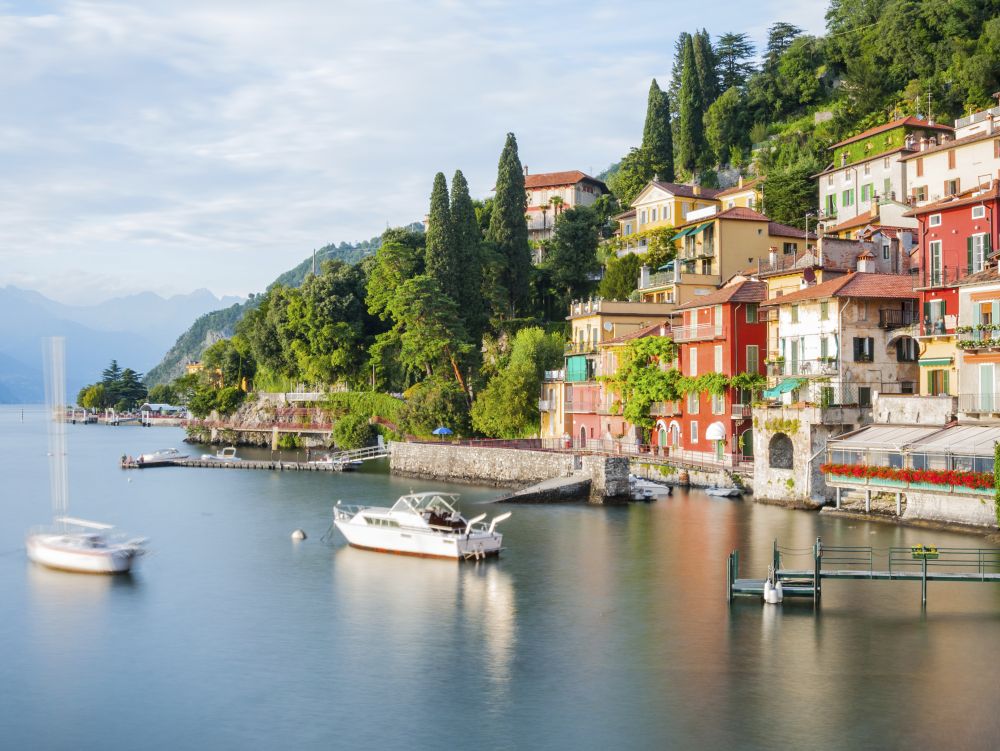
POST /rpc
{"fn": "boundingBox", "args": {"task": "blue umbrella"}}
[431,426,453,436]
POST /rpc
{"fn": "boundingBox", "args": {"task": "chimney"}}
[640,265,650,289]
[524,165,529,176]
[693,185,701,196]
[857,252,874,273]
[920,137,929,151]
[738,175,744,189]
[768,245,778,267]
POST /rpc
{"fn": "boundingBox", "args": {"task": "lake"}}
[1,406,998,750]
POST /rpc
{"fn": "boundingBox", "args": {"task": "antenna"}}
[43,337,68,523]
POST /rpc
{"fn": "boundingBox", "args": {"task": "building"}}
[539,299,675,443]
[615,180,722,255]
[817,116,953,226]
[955,264,1000,418]
[905,180,1000,395]
[663,280,767,465]
[714,176,763,211]
[822,198,918,241]
[898,103,1000,207]
[524,169,608,240]
[637,207,813,305]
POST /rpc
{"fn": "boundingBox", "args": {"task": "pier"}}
[727,537,1000,605]
[124,445,390,472]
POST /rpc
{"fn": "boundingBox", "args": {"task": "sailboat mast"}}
[43,337,68,524]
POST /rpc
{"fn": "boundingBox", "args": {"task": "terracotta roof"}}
[825,213,878,235]
[601,320,671,345]
[956,265,1000,286]
[644,181,722,201]
[760,272,918,306]
[813,146,912,177]
[830,116,953,150]
[858,249,876,259]
[768,221,815,239]
[715,176,763,197]
[675,280,767,310]
[905,181,1000,216]
[898,127,996,161]
[669,206,815,239]
[614,208,637,219]
[524,170,608,191]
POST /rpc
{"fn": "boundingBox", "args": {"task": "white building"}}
[524,170,608,240]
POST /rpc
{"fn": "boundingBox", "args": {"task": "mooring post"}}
[773,539,780,574]
[815,537,823,599]
[836,486,841,509]
[895,492,902,516]
[727,553,733,603]
[865,489,871,513]
[921,555,928,606]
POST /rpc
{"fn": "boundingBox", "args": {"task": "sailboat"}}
[25,338,146,574]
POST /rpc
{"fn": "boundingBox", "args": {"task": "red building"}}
[909,180,1000,333]
[658,280,767,464]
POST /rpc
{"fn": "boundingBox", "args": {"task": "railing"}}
[537,399,553,412]
[565,342,598,355]
[672,323,724,342]
[878,309,918,330]
[917,265,972,289]
[544,369,565,381]
[766,358,839,377]
[564,399,603,414]
[649,401,682,416]
[958,393,1000,414]
[730,404,752,419]
[956,328,1000,350]
[639,271,675,290]
[888,546,1000,578]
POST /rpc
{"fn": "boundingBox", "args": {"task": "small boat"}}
[27,517,146,574]
[333,491,511,560]
[309,454,356,471]
[137,447,188,466]
[705,486,742,497]
[201,446,240,462]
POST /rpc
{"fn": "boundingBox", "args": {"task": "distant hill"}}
[0,286,241,402]
[145,229,422,386]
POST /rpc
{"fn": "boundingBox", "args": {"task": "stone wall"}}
[903,491,997,528]
[873,394,956,425]
[583,456,630,502]
[389,442,575,488]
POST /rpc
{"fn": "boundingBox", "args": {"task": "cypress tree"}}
[693,29,718,106]
[487,133,531,314]
[425,172,458,303]
[642,78,674,182]
[677,35,705,177]
[450,169,485,341]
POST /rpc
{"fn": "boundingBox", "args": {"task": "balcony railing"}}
[565,342,598,355]
[916,265,972,289]
[537,399,553,412]
[544,369,565,381]
[639,271,675,290]
[878,309,918,330]
[730,404,752,420]
[766,358,839,377]
[672,323,724,342]
[958,393,1000,414]
[649,400,682,416]
[956,328,1000,351]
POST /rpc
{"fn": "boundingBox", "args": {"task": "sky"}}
[0,0,827,304]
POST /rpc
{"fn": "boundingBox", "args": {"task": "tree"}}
[716,32,755,91]
[424,172,459,304]
[599,253,643,300]
[544,206,601,305]
[77,383,109,410]
[117,368,147,409]
[641,79,674,182]
[764,22,802,72]
[398,377,471,437]
[676,35,705,176]
[704,86,747,165]
[101,360,122,386]
[777,36,826,108]
[486,133,532,314]
[761,161,819,228]
[450,169,486,342]
[333,412,373,449]
[692,29,718,109]
[606,147,655,206]
[147,383,178,405]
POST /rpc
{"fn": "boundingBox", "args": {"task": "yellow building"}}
[614,180,722,255]
[638,207,814,305]
[715,176,763,210]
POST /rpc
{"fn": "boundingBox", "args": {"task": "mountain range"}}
[0,287,243,403]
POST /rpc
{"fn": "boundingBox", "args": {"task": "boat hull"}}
[334,521,502,560]
[26,534,138,574]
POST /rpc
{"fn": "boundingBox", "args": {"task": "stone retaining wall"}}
[903,491,997,529]
[389,442,575,488]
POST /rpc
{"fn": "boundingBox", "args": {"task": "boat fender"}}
[291,529,307,541]
[763,579,773,604]
[773,581,784,603]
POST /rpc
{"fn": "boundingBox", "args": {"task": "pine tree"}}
[487,133,531,315]
[424,172,458,304]
[677,35,704,176]
[716,32,756,91]
[642,79,674,182]
[667,32,692,116]
[450,169,486,342]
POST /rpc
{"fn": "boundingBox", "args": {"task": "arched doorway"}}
[579,425,587,448]
[768,433,794,469]
[669,421,680,447]
[740,428,754,459]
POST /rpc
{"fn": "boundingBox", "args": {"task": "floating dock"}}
[122,445,389,472]
[727,538,1000,606]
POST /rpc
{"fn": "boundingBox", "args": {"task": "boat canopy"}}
[390,492,460,515]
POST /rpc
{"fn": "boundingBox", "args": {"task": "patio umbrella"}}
[431,426,453,435]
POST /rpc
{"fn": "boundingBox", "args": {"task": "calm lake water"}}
[1,406,999,750]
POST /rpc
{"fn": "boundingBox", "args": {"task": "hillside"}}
[145,231,420,386]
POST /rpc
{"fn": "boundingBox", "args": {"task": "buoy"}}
[291,529,307,541]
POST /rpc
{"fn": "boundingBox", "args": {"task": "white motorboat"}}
[333,491,511,560]
[201,446,240,462]
[27,517,146,574]
[705,486,742,497]
[137,447,188,466]
[27,337,147,575]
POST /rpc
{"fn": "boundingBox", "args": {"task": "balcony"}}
[958,393,1000,414]
[672,323,724,342]
[878,309,918,330]
[730,404,752,420]
[650,400,682,417]
[537,399,554,412]
[565,342,598,355]
[564,399,602,414]
[544,369,565,381]
[915,265,972,290]
[956,328,1000,352]
[639,270,675,291]
[766,358,839,378]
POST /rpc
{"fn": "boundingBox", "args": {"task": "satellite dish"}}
[803,267,816,284]
[603,322,613,331]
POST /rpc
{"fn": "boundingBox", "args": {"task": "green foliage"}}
[146,383,177,405]
[333,412,374,449]
[544,206,601,305]
[994,442,1000,527]
[78,360,148,410]
[77,383,109,409]
[277,434,302,450]
[450,169,486,342]
[762,161,819,228]
[677,34,705,176]
[601,337,680,430]
[398,378,471,438]
[764,417,800,434]
[214,386,245,416]
[642,78,674,182]
[704,87,747,165]
[716,32,755,91]
[606,147,656,205]
[599,253,643,300]
[487,132,532,315]
[202,336,255,389]
[731,371,767,393]
[425,172,459,305]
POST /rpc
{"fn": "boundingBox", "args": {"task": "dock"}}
[727,538,1000,606]
[123,445,390,472]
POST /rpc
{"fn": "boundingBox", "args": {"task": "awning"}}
[657,261,675,272]
[687,221,714,236]
[762,378,803,398]
[705,421,727,441]
[918,357,954,367]
[670,226,698,240]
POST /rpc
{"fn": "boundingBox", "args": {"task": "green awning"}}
[918,358,954,367]
[670,226,697,240]
[687,221,714,236]
[763,378,803,398]
[657,262,675,272]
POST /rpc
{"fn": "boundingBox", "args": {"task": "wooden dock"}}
[123,445,390,473]
[727,538,1000,606]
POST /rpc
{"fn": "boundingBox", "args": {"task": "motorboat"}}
[309,454,356,471]
[27,517,146,574]
[201,446,240,462]
[137,447,188,466]
[705,486,742,497]
[333,491,511,560]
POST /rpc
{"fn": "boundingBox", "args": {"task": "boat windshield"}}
[390,493,459,516]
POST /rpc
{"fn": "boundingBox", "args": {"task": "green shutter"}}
[927,370,933,393]
[993,302,1000,325]
[820,336,828,358]
[974,304,982,325]
[943,370,950,394]
[968,236,974,272]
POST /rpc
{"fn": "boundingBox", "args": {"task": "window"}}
[927,369,949,396]
[745,304,758,323]
[928,214,941,227]
[624,222,632,235]
[913,186,927,202]
[727,200,735,209]
[827,174,834,186]
[842,189,855,207]
[650,208,657,222]
[995,139,1000,159]
[820,336,828,359]
[972,205,986,220]
[820,301,829,320]
[882,242,890,260]
[858,386,872,408]
[924,299,946,333]
[791,304,799,323]
[861,183,874,202]
[948,150,956,169]
[884,177,891,198]
[701,259,712,275]
[712,393,725,414]
[640,210,646,224]
[689,350,697,377]
[853,337,874,362]
[969,233,990,273]
[783,242,798,254]
[690,421,699,443]
[896,337,918,362]
[825,194,836,215]
[929,240,943,285]
[916,157,924,177]
[746,345,759,374]
[863,162,871,175]
[688,391,700,414]
[945,179,960,197]
[858,302,867,321]
[714,345,723,373]
[884,157,890,168]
